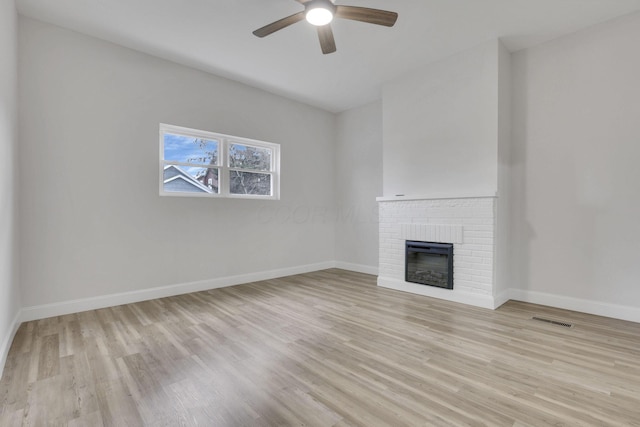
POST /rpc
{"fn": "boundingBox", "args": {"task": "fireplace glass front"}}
[405,241,454,289]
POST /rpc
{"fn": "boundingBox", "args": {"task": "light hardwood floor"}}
[1,269,640,426]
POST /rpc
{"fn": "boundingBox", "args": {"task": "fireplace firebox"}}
[405,241,454,289]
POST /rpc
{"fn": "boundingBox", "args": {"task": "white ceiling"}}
[16,0,640,112]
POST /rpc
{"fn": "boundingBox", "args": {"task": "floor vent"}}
[532,317,573,328]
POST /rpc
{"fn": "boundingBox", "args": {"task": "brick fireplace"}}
[377,195,504,309]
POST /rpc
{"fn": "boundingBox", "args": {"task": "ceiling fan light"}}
[306,7,333,26]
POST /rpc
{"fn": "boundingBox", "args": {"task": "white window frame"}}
[160,123,280,200]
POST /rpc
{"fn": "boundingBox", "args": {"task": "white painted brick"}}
[467,287,491,295]
[456,255,483,264]
[455,267,477,276]
[464,225,493,232]
[472,269,493,277]
[379,197,496,298]
[464,231,494,239]
[464,244,493,252]
[466,237,494,245]
[462,217,494,225]
[453,248,472,256]
[471,275,493,284]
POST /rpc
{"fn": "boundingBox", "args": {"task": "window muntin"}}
[160,124,279,199]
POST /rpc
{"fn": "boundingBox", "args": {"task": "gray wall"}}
[0,0,21,369]
[511,12,640,310]
[335,101,382,271]
[18,17,337,307]
[381,40,500,198]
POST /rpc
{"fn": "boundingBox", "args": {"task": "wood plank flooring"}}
[1,269,640,426]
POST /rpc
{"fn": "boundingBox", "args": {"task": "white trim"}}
[401,223,464,244]
[334,262,378,276]
[493,289,511,309]
[16,261,380,324]
[509,289,640,324]
[220,135,229,196]
[376,193,497,202]
[377,276,497,309]
[19,261,335,323]
[1,310,22,377]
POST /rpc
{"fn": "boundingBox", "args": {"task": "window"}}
[160,124,280,199]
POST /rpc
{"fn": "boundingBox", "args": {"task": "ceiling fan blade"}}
[317,25,336,54]
[335,5,398,27]
[253,11,306,38]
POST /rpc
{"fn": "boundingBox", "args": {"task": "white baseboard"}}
[19,260,379,323]
[509,289,640,324]
[377,276,497,309]
[334,261,378,276]
[1,310,22,377]
[20,261,336,323]
[493,289,511,309]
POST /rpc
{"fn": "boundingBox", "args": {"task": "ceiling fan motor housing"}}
[305,0,337,13]
[305,0,337,26]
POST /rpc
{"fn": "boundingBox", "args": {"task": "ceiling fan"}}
[253,0,398,54]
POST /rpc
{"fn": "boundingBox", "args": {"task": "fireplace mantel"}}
[376,192,497,202]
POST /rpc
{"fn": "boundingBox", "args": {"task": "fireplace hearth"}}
[405,241,454,289]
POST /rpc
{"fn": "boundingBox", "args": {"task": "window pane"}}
[164,133,219,166]
[229,143,271,171]
[163,165,219,194]
[229,171,271,196]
